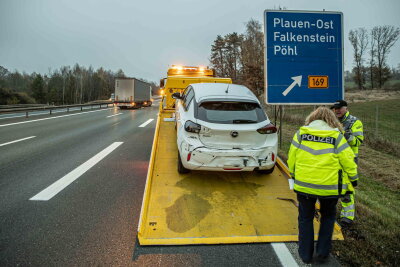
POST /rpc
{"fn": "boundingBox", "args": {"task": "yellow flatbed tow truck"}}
[137,66,343,245]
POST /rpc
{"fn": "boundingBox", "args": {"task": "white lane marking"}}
[106,113,122,118]
[0,136,36,147]
[111,122,121,127]
[30,142,123,201]
[271,243,299,267]
[0,108,112,128]
[139,119,154,127]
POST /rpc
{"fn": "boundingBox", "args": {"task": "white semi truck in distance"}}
[114,78,152,109]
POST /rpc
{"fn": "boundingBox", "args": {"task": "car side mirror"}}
[172,92,182,100]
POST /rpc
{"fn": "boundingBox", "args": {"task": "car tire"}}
[257,165,275,174]
[178,151,190,174]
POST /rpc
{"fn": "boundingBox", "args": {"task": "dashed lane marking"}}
[138,119,154,127]
[0,108,112,128]
[30,142,123,201]
[106,113,123,118]
[111,122,121,127]
[0,136,36,147]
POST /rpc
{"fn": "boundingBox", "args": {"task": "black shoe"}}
[315,254,329,263]
[339,218,354,227]
[301,258,312,264]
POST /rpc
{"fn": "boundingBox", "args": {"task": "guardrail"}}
[0,104,49,109]
[0,102,114,118]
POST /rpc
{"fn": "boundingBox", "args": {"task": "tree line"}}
[210,19,264,97]
[0,64,159,105]
[209,20,400,96]
[349,26,400,90]
[0,64,125,105]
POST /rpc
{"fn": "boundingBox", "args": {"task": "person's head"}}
[305,106,344,132]
[330,100,348,119]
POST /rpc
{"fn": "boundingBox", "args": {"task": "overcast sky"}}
[1,0,399,83]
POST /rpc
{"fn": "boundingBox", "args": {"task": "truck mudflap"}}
[137,111,344,245]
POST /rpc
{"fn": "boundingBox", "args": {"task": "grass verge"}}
[269,108,400,266]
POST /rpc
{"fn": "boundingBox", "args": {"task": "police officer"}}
[331,100,364,226]
[288,107,358,264]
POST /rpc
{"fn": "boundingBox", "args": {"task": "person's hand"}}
[344,131,351,140]
[351,181,358,187]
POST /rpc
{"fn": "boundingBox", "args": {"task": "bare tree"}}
[371,26,400,88]
[349,28,368,89]
[368,31,376,89]
[241,19,264,96]
[60,66,68,105]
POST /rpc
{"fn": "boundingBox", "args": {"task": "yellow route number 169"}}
[308,75,329,89]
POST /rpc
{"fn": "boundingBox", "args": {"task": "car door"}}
[176,86,193,131]
[176,87,195,147]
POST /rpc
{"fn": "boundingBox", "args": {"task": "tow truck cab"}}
[159,65,232,111]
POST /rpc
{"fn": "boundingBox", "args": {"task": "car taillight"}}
[257,123,277,134]
[271,152,275,162]
[187,152,192,161]
[184,120,201,133]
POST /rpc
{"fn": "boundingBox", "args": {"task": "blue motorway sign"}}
[264,10,343,104]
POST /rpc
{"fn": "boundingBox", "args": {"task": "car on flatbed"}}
[173,83,278,174]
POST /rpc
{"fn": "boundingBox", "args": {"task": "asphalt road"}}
[0,102,339,266]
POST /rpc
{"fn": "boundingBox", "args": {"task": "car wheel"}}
[178,151,190,174]
[256,165,275,174]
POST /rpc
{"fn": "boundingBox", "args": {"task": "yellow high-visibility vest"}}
[341,111,364,157]
[288,120,358,197]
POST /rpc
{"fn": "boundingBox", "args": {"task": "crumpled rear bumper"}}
[181,145,276,171]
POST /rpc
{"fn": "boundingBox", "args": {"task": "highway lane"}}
[0,104,157,265]
[0,101,337,266]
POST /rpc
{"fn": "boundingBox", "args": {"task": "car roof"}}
[190,83,259,103]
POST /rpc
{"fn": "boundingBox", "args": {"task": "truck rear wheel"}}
[178,151,190,174]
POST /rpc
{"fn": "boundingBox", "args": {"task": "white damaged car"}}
[172,83,278,174]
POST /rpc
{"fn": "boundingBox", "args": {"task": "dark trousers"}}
[297,194,338,262]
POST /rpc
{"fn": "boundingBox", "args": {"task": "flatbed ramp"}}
[138,111,343,245]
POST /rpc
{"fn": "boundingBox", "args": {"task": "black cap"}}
[331,100,347,109]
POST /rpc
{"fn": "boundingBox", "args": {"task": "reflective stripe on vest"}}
[340,211,355,217]
[342,204,355,211]
[291,139,349,155]
[349,174,358,181]
[294,179,348,190]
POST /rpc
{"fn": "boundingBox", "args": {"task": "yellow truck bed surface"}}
[138,111,343,245]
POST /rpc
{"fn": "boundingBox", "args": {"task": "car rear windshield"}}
[197,101,267,124]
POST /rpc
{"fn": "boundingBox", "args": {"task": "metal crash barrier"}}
[0,102,114,118]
